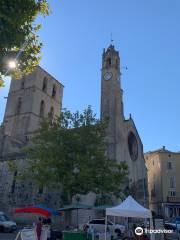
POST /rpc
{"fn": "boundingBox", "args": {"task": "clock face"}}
[104,72,112,80]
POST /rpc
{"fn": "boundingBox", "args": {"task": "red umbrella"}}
[15,207,51,217]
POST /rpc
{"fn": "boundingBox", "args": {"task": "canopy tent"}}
[58,203,92,211]
[58,203,93,229]
[93,205,114,210]
[106,195,152,218]
[105,196,154,240]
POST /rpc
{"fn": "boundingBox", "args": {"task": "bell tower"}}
[3,66,63,142]
[101,44,124,160]
[100,45,148,204]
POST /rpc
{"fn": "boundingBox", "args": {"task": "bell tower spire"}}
[100,45,124,159]
[101,45,124,121]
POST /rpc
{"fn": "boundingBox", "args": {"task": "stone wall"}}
[0,157,62,214]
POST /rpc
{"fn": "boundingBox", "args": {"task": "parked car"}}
[165,217,180,231]
[84,218,126,234]
[164,223,176,231]
[0,212,17,233]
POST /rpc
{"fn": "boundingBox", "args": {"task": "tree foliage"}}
[0,0,50,87]
[25,106,128,204]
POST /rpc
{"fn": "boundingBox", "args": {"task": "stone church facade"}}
[0,66,64,212]
[0,45,147,216]
[101,45,147,204]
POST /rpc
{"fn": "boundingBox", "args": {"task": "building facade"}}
[145,147,180,219]
[0,66,64,212]
[101,45,148,205]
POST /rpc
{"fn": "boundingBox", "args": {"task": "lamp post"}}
[73,166,80,229]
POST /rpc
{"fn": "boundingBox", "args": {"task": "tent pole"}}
[150,217,155,240]
[15,231,21,240]
[105,215,107,240]
[77,209,78,229]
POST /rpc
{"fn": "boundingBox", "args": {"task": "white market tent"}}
[105,196,154,240]
[106,195,152,218]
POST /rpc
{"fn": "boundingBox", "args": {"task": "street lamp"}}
[73,166,80,229]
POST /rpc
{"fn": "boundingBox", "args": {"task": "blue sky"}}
[0,0,180,152]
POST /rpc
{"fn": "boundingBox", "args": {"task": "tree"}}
[0,0,50,87]
[25,106,128,204]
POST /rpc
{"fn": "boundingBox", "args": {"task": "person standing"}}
[36,217,43,240]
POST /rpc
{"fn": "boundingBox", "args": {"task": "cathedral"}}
[0,45,147,215]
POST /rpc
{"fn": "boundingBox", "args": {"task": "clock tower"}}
[100,45,148,204]
[101,44,124,159]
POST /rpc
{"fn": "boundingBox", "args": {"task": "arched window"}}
[16,97,22,114]
[106,58,111,67]
[52,84,56,98]
[11,171,17,194]
[40,100,45,118]
[48,106,54,120]
[42,77,48,92]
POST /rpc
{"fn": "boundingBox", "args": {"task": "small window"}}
[106,58,111,67]
[167,162,172,170]
[168,190,176,197]
[40,100,45,118]
[170,176,176,189]
[16,97,22,114]
[48,106,54,120]
[52,85,56,98]
[42,77,48,92]
[11,171,17,194]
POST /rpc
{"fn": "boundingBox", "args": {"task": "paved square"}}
[0,232,17,240]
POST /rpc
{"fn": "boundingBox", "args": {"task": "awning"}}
[58,203,93,211]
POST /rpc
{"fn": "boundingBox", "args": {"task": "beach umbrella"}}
[15,205,60,217]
